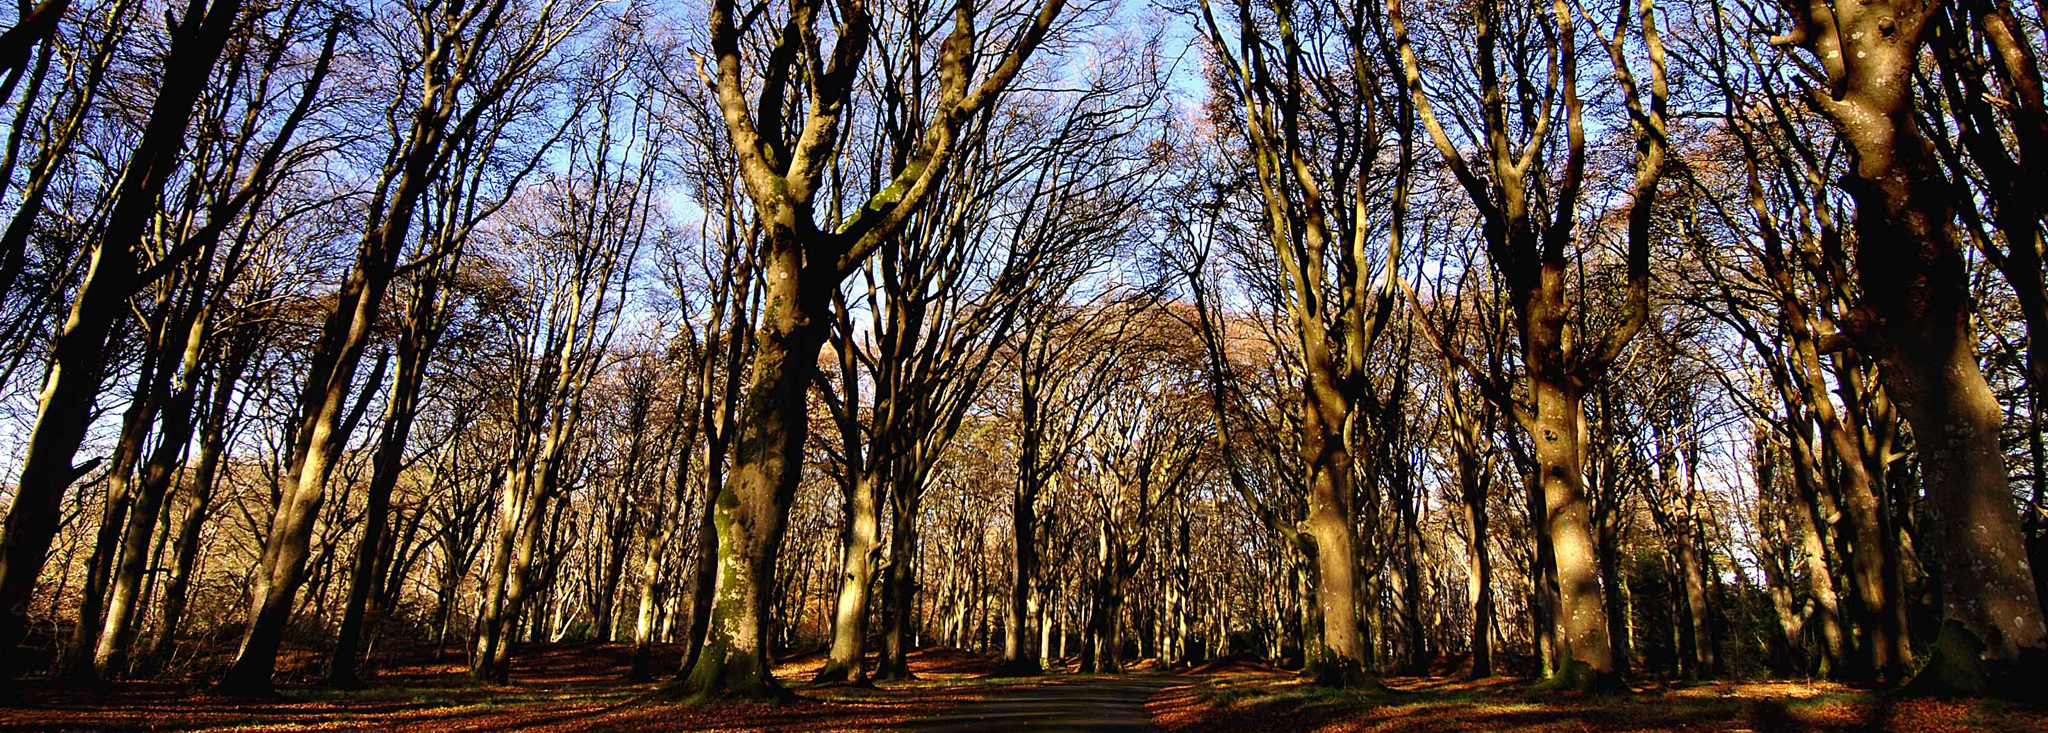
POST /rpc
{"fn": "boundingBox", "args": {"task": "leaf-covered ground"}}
[1151,662,2048,733]
[2,647,2042,732]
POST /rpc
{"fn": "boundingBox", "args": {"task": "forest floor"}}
[1,645,2042,732]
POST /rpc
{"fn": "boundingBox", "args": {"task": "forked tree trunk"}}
[64,370,158,683]
[329,304,438,687]
[139,347,244,675]
[476,455,561,683]
[219,147,422,699]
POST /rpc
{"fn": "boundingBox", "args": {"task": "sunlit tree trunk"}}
[679,238,827,696]
[818,468,885,684]
[96,311,212,678]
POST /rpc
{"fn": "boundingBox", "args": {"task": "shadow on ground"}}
[6,646,2044,733]
[896,675,1186,733]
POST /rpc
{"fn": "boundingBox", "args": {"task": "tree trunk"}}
[817,471,885,684]
[876,485,920,681]
[64,370,157,684]
[1675,532,1713,678]
[138,350,242,675]
[0,0,242,682]
[1000,444,1044,676]
[675,464,721,677]
[1778,0,2048,695]
[593,521,633,643]
[628,527,668,680]
[1784,426,1847,675]
[1300,395,1371,686]
[218,161,418,698]
[1599,518,1633,678]
[672,244,826,699]
[1459,434,1494,678]
[96,324,209,678]
[1527,368,1620,691]
[1400,480,1429,674]
[329,316,435,687]
[475,459,556,684]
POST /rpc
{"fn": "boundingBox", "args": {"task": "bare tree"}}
[1390,0,1669,690]
[0,0,294,682]
[216,0,601,693]
[1767,0,2048,694]
[1194,0,1410,686]
[675,0,1071,696]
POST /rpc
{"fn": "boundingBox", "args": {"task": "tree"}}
[1194,0,1411,686]
[673,0,1070,697]
[216,0,600,693]
[470,67,657,681]
[1391,0,1670,691]
[0,0,276,681]
[1768,0,2048,695]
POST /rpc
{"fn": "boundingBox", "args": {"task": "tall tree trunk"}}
[627,527,669,680]
[875,479,920,681]
[476,455,559,684]
[1300,394,1370,686]
[1783,410,1849,676]
[96,314,211,677]
[0,0,243,679]
[675,466,722,677]
[1776,0,2048,695]
[329,291,440,687]
[1001,427,1045,676]
[1527,366,1619,691]
[139,346,244,675]
[1464,485,1494,678]
[673,243,827,698]
[817,471,885,684]
[218,265,389,695]
[63,365,158,684]
[1400,477,1429,674]
[1516,444,1559,677]
[1674,530,1713,678]
[1598,516,1633,678]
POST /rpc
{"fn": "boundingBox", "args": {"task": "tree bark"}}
[1528,366,1621,691]
[817,471,885,684]
[672,241,826,698]
[1774,0,2048,693]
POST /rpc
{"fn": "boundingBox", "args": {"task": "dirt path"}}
[896,674,1186,733]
